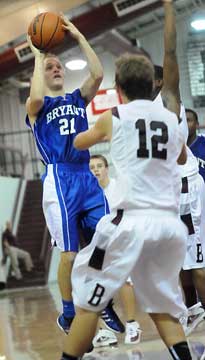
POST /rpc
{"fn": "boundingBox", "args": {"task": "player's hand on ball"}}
[27,35,44,57]
[60,14,83,41]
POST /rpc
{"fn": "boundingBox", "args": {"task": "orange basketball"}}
[28,12,66,51]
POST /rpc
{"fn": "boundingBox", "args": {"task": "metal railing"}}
[0,130,42,179]
[0,145,27,178]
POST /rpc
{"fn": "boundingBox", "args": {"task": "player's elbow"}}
[177,156,187,165]
[92,67,103,85]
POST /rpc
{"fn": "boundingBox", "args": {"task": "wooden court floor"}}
[0,283,204,360]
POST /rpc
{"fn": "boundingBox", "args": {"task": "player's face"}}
[152,79,163,99]
[186,111,198,136]
[90,158,109,183]
[44,57,65,90]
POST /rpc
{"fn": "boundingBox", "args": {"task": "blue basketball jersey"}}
[26,88,89,164]
[26,88,108,252]
[190,135,205,182]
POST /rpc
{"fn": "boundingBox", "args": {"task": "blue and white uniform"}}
[26,89,108,252]
[190,135,205,183]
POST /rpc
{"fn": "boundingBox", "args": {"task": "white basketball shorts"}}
[180,173,205,270]
[71,209,187,318]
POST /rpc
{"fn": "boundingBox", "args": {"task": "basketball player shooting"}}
[26,14,112,337]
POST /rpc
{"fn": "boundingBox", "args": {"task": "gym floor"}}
[0,283,204,360]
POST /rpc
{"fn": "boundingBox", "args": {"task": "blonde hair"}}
[44,52,58,59]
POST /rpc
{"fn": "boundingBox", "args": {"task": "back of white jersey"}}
[110,99,184,212]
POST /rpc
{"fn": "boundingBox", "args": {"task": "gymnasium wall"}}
[140,18,205,123]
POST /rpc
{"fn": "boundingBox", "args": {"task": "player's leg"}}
[57,251,77,333]
[82,179,125,334]
[119,280,142,344]
[56,213,80,334]
[150,313,192,360]
[181,174,205,334]
[192,267,205,308]
[42,165,81,333]
[131,213,191,360]
[61,210,143,359]
[192,175,205,310]
[180,269,197,308]
[62,307,99,359]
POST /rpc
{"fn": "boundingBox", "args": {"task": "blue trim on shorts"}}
[53,164,70,251]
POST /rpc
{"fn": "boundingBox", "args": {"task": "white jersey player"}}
[61,52,192,360]
[153,66,205,336]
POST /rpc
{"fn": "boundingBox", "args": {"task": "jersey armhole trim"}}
[112,106,120,119]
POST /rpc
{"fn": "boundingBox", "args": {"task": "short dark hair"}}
[185,108,199,123]
[90,154,108,167]
[154,65,163,80]
[115,53,154,100]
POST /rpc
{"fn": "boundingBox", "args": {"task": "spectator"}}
[90,154,142,346]
[1,221,34,280]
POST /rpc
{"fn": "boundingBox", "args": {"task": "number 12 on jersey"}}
[135,119,168,160]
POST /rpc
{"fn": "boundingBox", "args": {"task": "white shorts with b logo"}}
[71,209,187,318]
[180,173,205,270]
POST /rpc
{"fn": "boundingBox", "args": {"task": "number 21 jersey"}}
[26,89,89,165]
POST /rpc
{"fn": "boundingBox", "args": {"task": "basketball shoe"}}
[92,328,118,348]
[57,314,74,334]
[124,321,142,344]
[101,300,125,333]
[185,302,205,336]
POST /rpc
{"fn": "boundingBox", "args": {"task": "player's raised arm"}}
[74,110,112,150]
[61,16,103,106]
[177,143,187,165]
[26,36,45,121]
[162,0,180,101]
